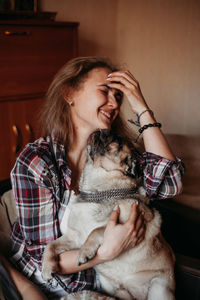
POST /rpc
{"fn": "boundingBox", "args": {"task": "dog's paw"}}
[42,266,54,282]
[77,248,96,266]
[42,258,59,282]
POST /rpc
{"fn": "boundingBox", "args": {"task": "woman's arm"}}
[107,71,184,200]
[10,144,96,290]
[137,152,184,200]
[11,152,59,268]
[58,249,101,274]
[107,71,176,160]
[137,110,176,160]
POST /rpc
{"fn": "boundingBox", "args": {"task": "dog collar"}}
[79,188,139,202]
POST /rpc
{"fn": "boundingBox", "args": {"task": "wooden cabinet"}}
[0,20,79,180]
[0,97,44,180]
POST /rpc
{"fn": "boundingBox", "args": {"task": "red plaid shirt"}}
[10,133,184,294]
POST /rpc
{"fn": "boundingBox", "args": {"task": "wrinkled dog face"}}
[87,130,137,177]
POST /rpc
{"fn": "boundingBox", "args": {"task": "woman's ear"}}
[61,86,72,104]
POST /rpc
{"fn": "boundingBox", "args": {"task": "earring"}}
[68,101,73,106]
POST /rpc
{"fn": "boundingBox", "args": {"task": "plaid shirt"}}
[10,133,184,294]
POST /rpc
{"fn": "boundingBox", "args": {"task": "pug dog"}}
[42,130,175,300]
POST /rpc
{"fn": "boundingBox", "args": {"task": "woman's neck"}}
[66,128,91,193]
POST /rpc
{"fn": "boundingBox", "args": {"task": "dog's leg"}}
[42,235,72,281]
[147,277,175,300]
[77,226,105,266]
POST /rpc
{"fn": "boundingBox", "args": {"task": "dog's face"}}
[86,129,137,178]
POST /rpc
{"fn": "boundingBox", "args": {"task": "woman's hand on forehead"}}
[106,70,148,114]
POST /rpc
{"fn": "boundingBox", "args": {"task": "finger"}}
[108,70,138,83]
[107,73,138,88]
[134,212,144,233]
[136,234,145,246]
[127,202,139,226]
[136,220,146,239]
[108,71,139,87]
[107,75,135,87]
[107,82,128,95]
[108,205,120,225]
[125,70,138,81]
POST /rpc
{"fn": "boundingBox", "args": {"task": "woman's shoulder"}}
[13,136,55,171]
[11,135,67,187]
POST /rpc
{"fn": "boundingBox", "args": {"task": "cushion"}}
[0,190,17,235]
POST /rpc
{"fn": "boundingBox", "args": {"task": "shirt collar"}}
[50,131,72,187]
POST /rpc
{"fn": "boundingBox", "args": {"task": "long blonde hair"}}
[40,56,136,146]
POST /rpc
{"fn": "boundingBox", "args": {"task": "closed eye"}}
[99,85,109,95]
[101,89,108,95]
[98,84,123,103]
[114,91,123,103]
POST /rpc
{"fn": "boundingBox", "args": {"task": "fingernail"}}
[107,73,112,77]
[135,200,138,206]
[106,77,111,80]
[113,205,119,211]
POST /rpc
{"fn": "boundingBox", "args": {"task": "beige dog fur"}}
[42,131,175,300]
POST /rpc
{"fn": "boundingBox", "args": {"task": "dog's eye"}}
[124,157,127,163]
[123,156,132,165]
[123,157,129,164]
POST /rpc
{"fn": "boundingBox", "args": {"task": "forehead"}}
[85,67,111,83]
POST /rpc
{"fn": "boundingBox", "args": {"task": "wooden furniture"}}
[0,20,79,180]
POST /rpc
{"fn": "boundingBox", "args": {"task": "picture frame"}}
[0,0,38,12]
[0,0,56,20]
[14,0,38,12]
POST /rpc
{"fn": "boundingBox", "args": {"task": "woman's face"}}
[68,67,123,134]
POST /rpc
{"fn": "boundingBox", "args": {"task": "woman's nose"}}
[108,92,119,109]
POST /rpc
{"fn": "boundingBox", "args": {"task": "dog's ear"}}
[126,158,137,178]
[131,159,137,177]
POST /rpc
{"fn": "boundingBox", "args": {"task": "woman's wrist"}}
[130,103,149,115]
[128,108,156,128]
[58,249,104,274]
[139,110,156,126]
[96,246,115,263]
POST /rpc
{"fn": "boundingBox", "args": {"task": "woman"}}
[6,57,183,299]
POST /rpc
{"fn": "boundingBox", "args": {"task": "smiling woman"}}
[65,68,121,133]
[40,57,131,147]
[5,56,184,299]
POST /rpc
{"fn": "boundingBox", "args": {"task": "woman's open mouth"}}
[99,109,113,120]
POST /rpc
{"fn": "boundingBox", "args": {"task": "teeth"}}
[100,110,112,119]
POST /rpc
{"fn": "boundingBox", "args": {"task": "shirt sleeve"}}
[136,151,185,201]
[11,148,58,254]
[10,145,97,292]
